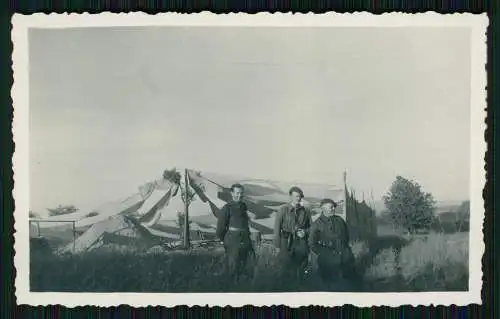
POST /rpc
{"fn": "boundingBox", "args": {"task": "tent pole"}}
[184,169,190,249]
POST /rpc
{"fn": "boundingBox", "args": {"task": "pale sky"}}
[29,26,471,215]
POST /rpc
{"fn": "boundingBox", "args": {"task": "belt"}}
[317,241,336,248]
[228,226,247,232]
[281,230,307,242]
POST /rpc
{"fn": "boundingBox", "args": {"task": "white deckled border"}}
[12,12,488,307]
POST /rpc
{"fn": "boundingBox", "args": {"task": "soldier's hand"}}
[296,229,305,238]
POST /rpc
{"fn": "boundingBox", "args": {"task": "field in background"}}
[30,225,469,292]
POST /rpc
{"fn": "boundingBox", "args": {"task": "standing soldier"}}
[216,184,254,282]
[309,198,355,285]
[274,186,312,279]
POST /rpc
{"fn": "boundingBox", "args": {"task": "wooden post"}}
[184,169,190,249]
[457,216,464,233]
[37,221,41,237]
[437,214,445,233]
[343,170,347,221]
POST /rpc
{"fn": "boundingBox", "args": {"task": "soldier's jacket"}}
[216,201,250,241]
[216,201,254,280]
[309,214,350,255]
[273,203,312,249]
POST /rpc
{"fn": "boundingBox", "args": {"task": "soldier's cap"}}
[320,198,337,207]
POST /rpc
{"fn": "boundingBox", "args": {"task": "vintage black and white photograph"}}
[12,13,487,307]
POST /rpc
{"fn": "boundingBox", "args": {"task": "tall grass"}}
[364,232,469,291]
[30,233,469,292]
[364,248,398,283]
[397,233,468,291]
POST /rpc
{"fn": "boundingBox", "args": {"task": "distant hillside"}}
[371,200,466,215]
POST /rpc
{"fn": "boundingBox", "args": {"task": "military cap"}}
[320,198,337,207]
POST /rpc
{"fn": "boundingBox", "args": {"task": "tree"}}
[47,205,79,217]
[383,176,436,234]
[163,167,182,185]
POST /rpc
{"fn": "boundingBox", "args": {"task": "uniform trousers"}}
[223,230,254,281]
[277,234,310,279]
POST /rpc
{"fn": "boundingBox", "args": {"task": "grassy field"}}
[30,231,469,292]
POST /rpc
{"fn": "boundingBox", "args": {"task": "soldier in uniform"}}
[216,183,254,282]
[309,198,355,284]
[273,186,312,279]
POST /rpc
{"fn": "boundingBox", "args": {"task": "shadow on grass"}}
[353,235,410,276]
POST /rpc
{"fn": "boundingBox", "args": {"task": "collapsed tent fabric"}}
[59,179,180,253]
[136,180,179,227]
[61,215,136,253]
